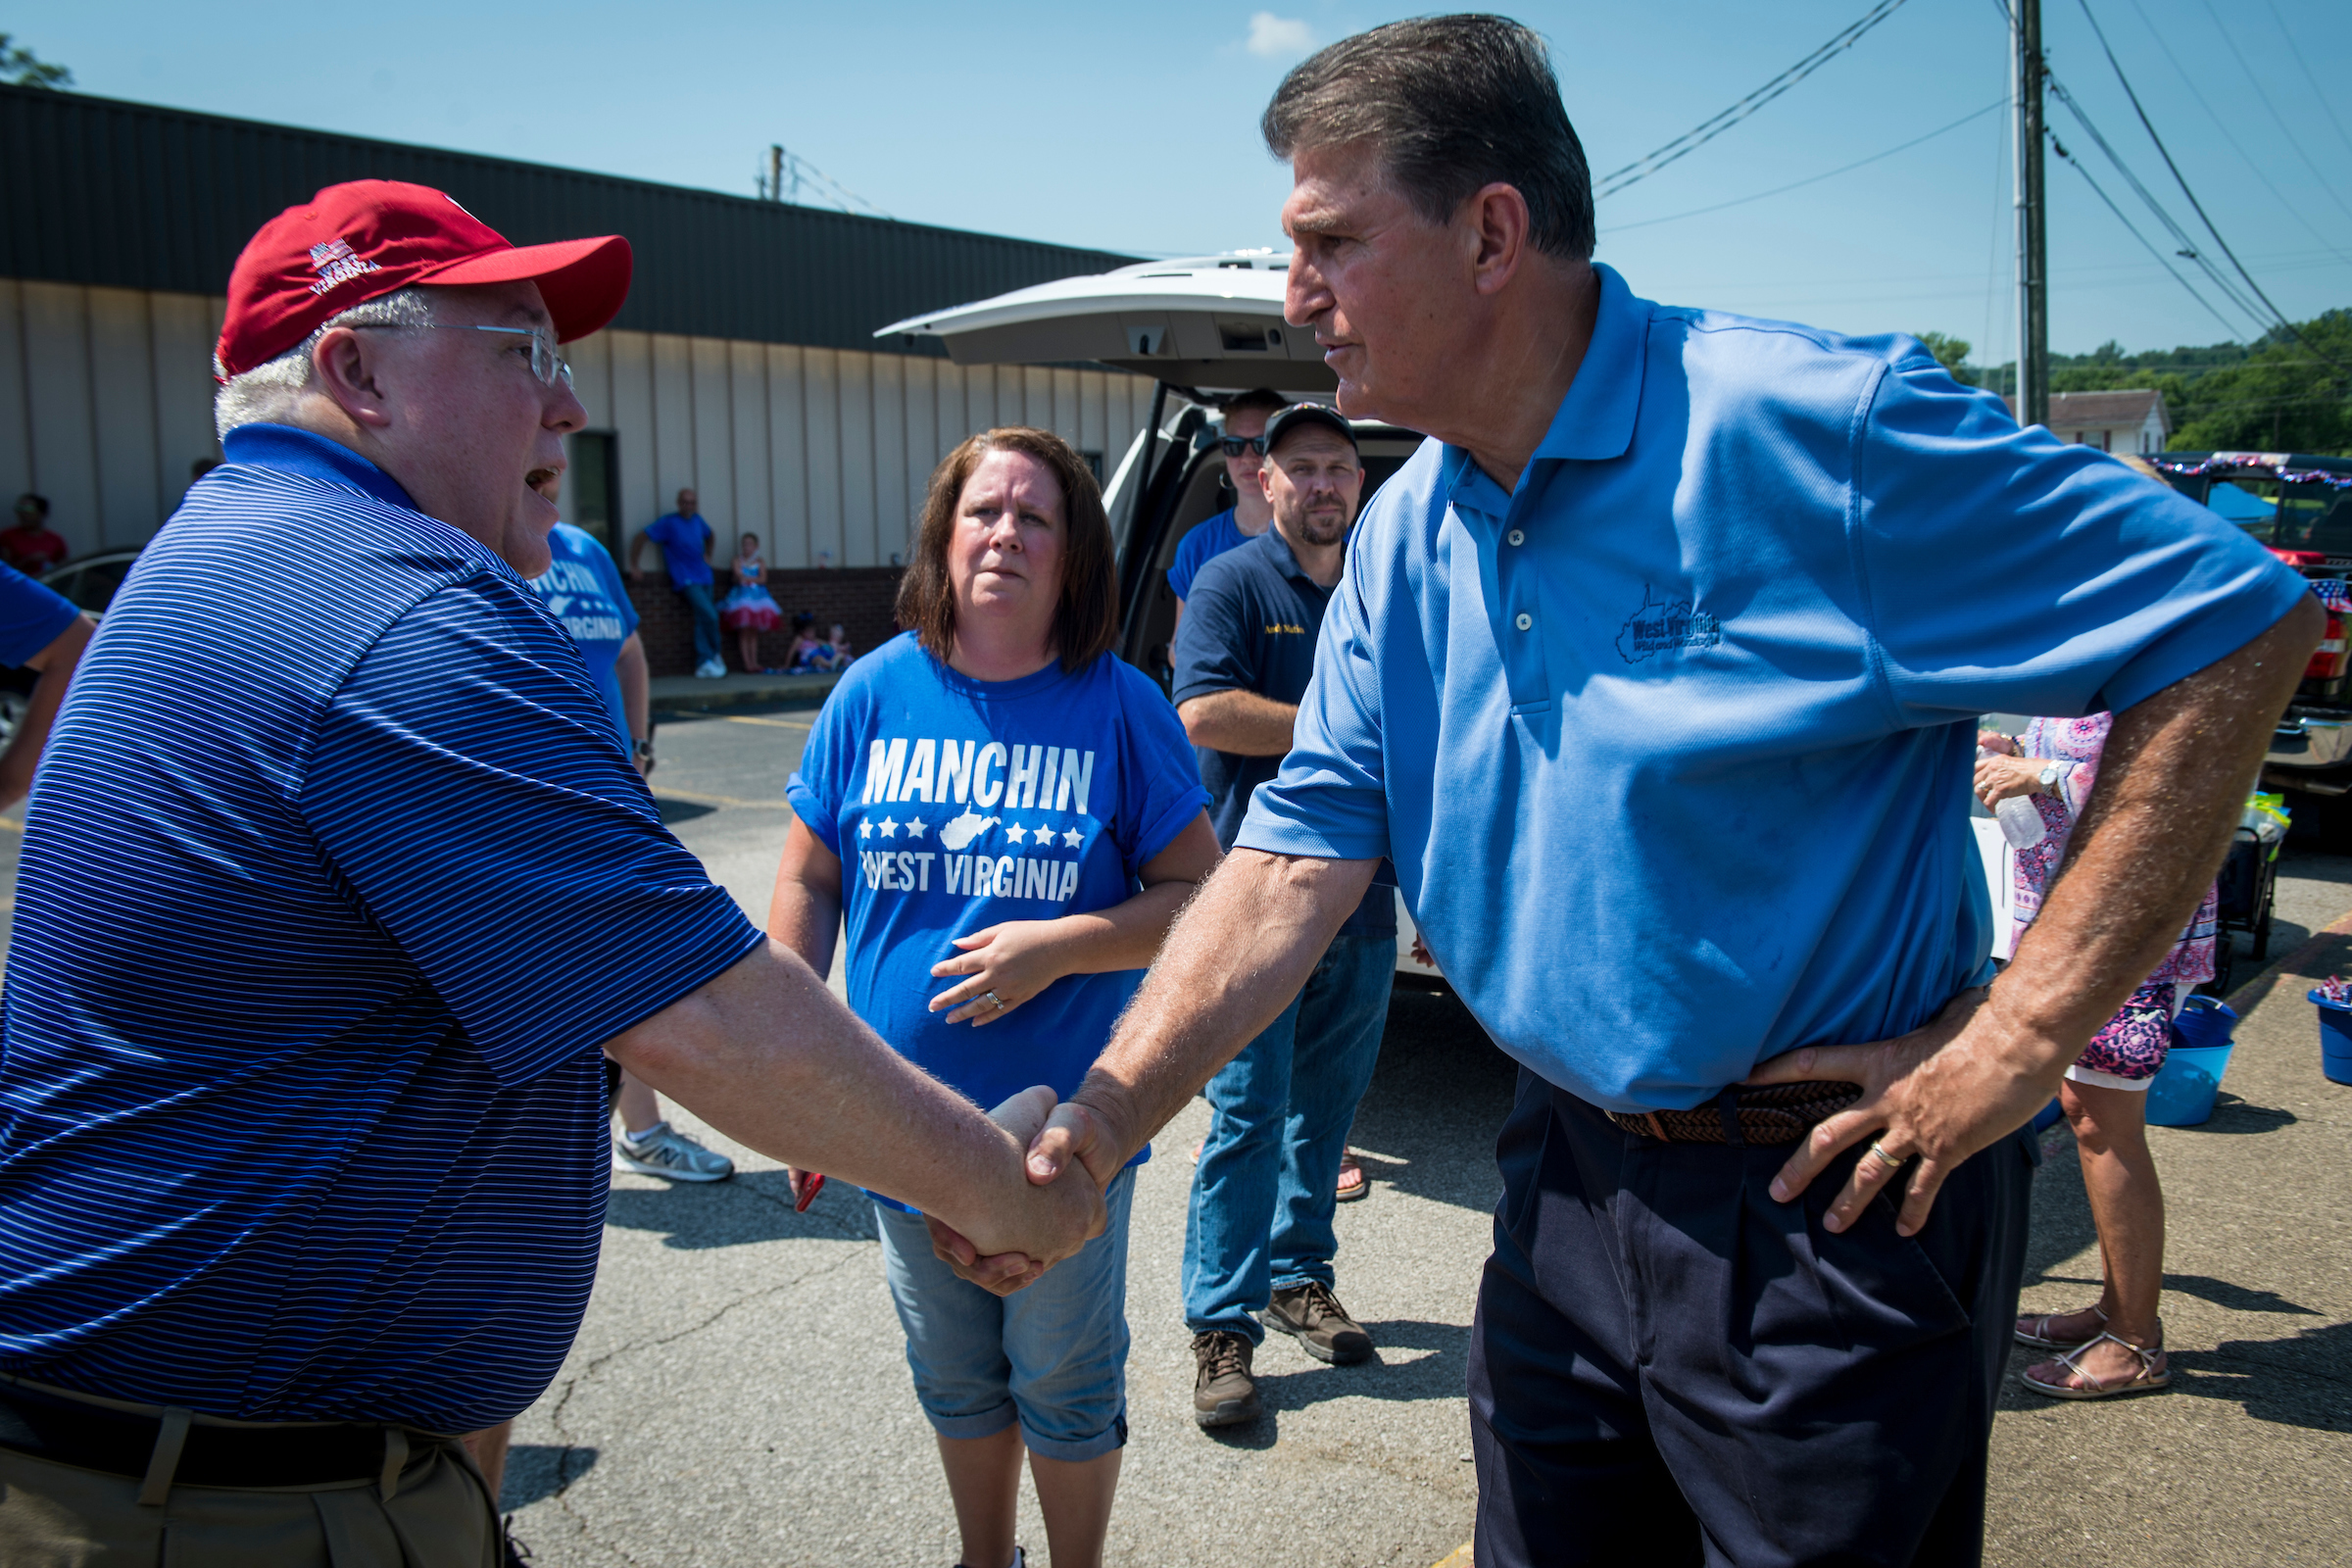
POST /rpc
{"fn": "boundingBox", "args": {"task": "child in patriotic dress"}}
[717,532,782,671]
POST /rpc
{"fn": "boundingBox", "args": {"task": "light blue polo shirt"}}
[1238,264,2308,1114]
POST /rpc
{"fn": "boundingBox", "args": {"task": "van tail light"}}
[2310,612,2348,681]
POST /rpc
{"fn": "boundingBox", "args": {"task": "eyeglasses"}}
[351,323,573,388]
[1216,434,1270,458]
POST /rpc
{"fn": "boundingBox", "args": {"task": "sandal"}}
[1336,1152,1369,1202]
[2021,1330,2170,1400]
[2014,1305,2106,1350]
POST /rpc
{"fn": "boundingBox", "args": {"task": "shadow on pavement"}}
[2169,1320,2352,1432]
[604,1170,872,1250]
[2191,1092,2299,1135]
[501,1444,598,1509]
[1348,988,1517,1214]
[653,797,716,825]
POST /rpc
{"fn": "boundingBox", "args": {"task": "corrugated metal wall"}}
[0,278,1156,565]
[0,83,1137,354]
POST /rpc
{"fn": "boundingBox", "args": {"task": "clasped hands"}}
[924,1087,1125,1296]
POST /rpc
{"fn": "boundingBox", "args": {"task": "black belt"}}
[0,1375,425,1497]
[1605,1080,1862,1146]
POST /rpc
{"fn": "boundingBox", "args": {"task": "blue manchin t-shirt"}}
[644,512,713,587]
[787,632,1208,1195]
[0,561,79,666]
[530,522,639,744]
[1166,508,1254,602]
[0,424,761,1431]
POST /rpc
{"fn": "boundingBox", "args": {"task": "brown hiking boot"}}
[1265,1281,1373,1364]
[1192,1330,1262,1428]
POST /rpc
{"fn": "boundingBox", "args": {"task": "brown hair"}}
[897,426,1119,673]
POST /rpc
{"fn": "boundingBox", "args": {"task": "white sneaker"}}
[613,1122,735,1182]
[693,659,727,679]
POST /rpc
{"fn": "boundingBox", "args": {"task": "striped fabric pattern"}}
[0,424,761,1432]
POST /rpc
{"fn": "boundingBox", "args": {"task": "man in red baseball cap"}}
[0,181,1102,1564]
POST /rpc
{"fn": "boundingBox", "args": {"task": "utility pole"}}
[2013,0,2049,426]
[768,144,784,204]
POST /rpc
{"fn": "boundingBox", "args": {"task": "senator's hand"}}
[1973,751,2044,808]
[1021,1096,1130,1192]
[926,1087,1103,1296]
[1742,984,2058,1237]
[928,921,1065,1026]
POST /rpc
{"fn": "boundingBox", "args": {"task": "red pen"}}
[794,1172,825,1212]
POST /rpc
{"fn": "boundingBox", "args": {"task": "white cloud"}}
[1245,12,1316,59]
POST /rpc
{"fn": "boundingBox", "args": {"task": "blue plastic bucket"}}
[2313,992,2352,1087]
[2147,997,2238,1127]
[2031,1098,2065,1134]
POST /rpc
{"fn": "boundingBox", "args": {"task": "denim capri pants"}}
[871,1165,1136,1462]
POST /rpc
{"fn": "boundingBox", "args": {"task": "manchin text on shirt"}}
[853,736,1098,906]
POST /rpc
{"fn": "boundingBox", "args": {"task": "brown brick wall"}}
[628,566,906,675]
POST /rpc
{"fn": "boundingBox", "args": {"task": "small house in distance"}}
[2006,388,2172,454]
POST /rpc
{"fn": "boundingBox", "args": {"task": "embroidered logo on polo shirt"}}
[1263,622,1307,635]
[307,238,381,296]
[1615,583,1720,664]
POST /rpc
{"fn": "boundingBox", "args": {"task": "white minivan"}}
[880,253,1444,985]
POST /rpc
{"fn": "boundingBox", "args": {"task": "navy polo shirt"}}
[0,423,762,1431]
[1172,526,1394,937]
[1239,263,2308,1112]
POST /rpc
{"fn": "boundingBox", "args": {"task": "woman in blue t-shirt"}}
[775,427,1216,1568]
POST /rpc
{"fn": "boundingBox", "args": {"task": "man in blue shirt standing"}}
[1170,404,1394,1426]
[0,179,1101,1563]
[630,486,723,678]
[1164,388,1285,665]
[0,563,94,810]
[999,20,2319,1565]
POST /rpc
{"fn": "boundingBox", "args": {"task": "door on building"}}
[565,431,618,552]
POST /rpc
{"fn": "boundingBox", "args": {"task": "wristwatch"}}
[2036,761,2064,791]
[632,737,657,762]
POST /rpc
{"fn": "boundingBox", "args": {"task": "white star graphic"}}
[1061,826,1083,848]
[904,816,927,840]
[1005,822,1029,845]
[878,817,899,839]
[858,818,873,839]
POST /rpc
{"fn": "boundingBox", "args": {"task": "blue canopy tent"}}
[2205,481,2277,524]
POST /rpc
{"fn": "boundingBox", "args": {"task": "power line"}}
[2070,0,2346,375]
[1593,0,1913,199]
[1601,100,2003,232]
[2261,0,2352,166]
[2048,136,2253,339]
[2117,0,2352,266]
[2190,0,2352,229]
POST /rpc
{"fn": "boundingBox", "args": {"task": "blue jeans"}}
[677,580,720,667]
[873,1167,1135,1462]
[1183,930,1392,1341]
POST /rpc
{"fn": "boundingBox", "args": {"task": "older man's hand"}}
[1742,984,2062,1238]
[924,1086,1105,1296]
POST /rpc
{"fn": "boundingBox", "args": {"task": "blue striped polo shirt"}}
[0,423,761,1432]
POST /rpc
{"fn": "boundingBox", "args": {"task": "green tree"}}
[2027,311,2350,457]
[1917,331,1977,385]
[0,34,71,89]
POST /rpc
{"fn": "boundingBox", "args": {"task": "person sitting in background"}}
[824,620,856,668]
[0,562,95,809]
[718,531,784,673]
[773,426,1218,1568]
[2,495,70,576]
[628,486,724,679]
[783,611,830,672]
[1979,710,2216,1399]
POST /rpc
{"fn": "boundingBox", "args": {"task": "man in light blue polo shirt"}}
[997,18,2318,1565]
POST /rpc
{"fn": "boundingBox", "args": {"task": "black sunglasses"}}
[1216,434,1270,458]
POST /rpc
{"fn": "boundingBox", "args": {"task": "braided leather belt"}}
[1606,1080,1862,1146]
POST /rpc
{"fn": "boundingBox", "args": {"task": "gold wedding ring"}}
[1867,1141,1900,1166]
[982,990,1004,1010]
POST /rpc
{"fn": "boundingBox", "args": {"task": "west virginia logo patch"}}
[1615,584,1720,664]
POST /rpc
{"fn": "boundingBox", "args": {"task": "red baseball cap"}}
[214,179,632,381]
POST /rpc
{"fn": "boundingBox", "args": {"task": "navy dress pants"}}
[1469,1069,2035,1568]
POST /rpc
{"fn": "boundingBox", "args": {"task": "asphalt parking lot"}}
[0,701,2346,1565]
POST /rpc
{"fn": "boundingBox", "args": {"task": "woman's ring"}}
[1867,1140,1900,1166]
[982,990,1004,1011]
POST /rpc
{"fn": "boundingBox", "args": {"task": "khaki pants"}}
[0,1434,497,1567]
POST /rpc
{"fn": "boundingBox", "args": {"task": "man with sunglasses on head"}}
[1164,387,1288,666]
[0,180,1102,1564]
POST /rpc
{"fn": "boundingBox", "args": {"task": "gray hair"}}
[213,287,437,440]
[1261,16,1596,265]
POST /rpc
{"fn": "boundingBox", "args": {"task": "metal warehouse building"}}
[0,84,1157,632]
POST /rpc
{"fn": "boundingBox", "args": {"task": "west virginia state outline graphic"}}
[1614,583,1721,664]
[938,808,1001,851]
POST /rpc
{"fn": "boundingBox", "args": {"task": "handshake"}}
[923,1083,1130,1297]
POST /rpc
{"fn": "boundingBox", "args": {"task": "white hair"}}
[213,287,437,440]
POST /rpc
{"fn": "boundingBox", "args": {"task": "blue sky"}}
[14,0,2350,358]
